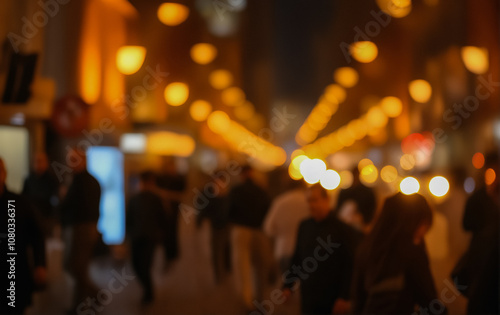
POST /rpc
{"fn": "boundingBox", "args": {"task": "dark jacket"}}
[284,211,362,315]
[461,187,499,314]
[352,242,439,314]
[59,170,101,227]
[228,179,271,229]
[22,170,58,218]
[126,190,167,241]
[1,187,46,314]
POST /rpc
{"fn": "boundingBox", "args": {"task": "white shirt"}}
[263,188,310,259]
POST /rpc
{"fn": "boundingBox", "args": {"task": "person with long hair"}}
[351,193,445,314]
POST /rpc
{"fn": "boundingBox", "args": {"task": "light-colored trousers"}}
[231,225,273,309]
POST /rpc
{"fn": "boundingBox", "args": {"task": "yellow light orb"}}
[320,169,341,190]
[164,82,189,106]
[190,43,217,65]
[381,165,398,183]
[207,110,231,134]
[429,176,450,197]
[300,158,327,184]
[289,163,303,180]
[400,176,420,195]
[366,106,388,128]
[324,84,346,103]
[317,100,338,116]
[234,101,255,121]
[358,158,374,172]
[409,79,432,103]
[333,67,359,88]
[360,164,378,185]
[221,87,245,106]
[461,46,489,74]
[291,149,305,159]
[380,96,403,117]
[376,0,412,18]
[339,170,353,189]
[338,128,356,147]
[348,119,367,140]
[189,100,212,122]
[350,41,378,63]
[209,69,233,90]
[292,155,309,170]
[116,46,146,75]
[157,3,189,26]
[400,153,416,170]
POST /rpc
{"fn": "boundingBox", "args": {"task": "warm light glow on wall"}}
[320,169,341,190]
[207,110,231,134]
[190,43,217,65]
[333,67,359,88]
[189,100,212,122]
[380,96,403,117]
[221,87,245,106]
[79,0,102,105]
[461,46,489,74]
[157,3,189,26]
[400,176,420,195]
[429,176,450,197]
[350,41,378,63]
[147,131,196,157]
[116,46,146,75]
[209,69,233,90]
[409,79,432,103]
[164,82,189,106]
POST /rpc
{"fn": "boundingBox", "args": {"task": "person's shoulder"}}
[298,217,315,229]
[331,215,363,237]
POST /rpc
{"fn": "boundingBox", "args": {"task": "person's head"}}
[33,152,49,175]
[138,171,157,191]
[0,158,6,188]
[241,165,253,181]
[367,193,433,254]
[306,184,331,221]
[68,148,87,173]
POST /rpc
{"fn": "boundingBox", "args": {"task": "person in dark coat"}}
[126,171,168,305]
[0,158,46,315]
[22,152,59,236]
[460,151,499,315]
[283,184,363,315]
[228,165,272,310]
[58,148,101,312]
[197,176,231,284]
[351,193,445,315]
